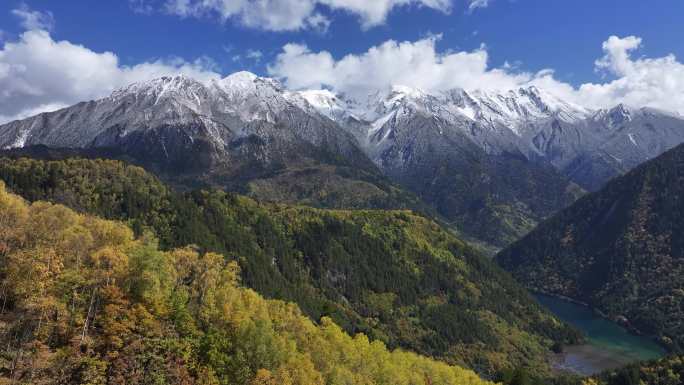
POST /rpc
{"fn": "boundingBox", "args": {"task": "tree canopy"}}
[0,181,494,385]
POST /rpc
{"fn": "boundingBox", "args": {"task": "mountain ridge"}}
[0,72,440,221]
[0,156,583,376]
[0,176,499,385]
[496,142,684,352]
[2,71,684,250]
[291,80,684,191]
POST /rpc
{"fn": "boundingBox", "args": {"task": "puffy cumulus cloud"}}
[0,30,221,123]
[269,35,684,115]
[167,0,322,31]
[11,3,55,32]
[319,0,451,28]
[165,0,452,31]
[4,30,684,125]
[575,35,684,113]
[268,36,533,98]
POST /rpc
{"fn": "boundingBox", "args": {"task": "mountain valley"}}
[497,143,684,353]
[0,156,583,378]
[1,72,684,385]
[3,73,684,251]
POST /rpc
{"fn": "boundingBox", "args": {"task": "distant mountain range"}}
[2,71,684,250]
[295,83,684,191]
[497,143,684,353]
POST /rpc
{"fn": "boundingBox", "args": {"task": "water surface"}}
[535,294,666,375]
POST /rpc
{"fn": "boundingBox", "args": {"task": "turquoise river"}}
[535,294,666,376]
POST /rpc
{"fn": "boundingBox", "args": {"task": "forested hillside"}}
[0,143,437,231]
[585,355,684,385]
[0,182,495,384]
[497,143,684,352]
[0,157,581,376]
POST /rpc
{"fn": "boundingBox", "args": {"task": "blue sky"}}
[1,0,684,121]
[1,0,682,84]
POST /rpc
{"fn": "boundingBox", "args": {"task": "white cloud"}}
[0,30,220,123]
[3,29,684,126]
[268,36,532,98]
[319,0,451,28]
[231,49,264,65]
[573,35,684,113]
[11,3,55,32]
[165,0,453,31]
[468,0,490,12]
[246,49,263,62]
[166,0,318,31]
[306,12,331,33]
[269,35,684,115]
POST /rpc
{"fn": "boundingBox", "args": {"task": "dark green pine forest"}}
[0,179,497,385]
[498,143,684,354]
[4,145,684,385]
[0,156,581,381]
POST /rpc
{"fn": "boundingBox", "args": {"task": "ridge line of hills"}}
[3,72,684,251]
[1,71,684,384]
[497,142,684,354]
[0,155,583,380]
[0,177,496,385]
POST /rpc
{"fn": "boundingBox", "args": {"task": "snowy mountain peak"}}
[288,82,595,142]
[387,85,427,99]
[216,71,282,94]
[291,89,351,120]
[592,103,636,127]
[110,74,204,101]
[2,71,684,203]
[111,71,276,102]
[217,71,258,91]
[105,71,296,125]
[224,70,258,82]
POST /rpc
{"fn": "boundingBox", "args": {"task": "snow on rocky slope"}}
[2,71,684,249]
[0,72,371,174]
[292,83,684,190]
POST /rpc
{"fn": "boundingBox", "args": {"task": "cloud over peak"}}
[577,35,684,113]
[164,0,456,31]
[268,36,530,98]
[2,19,683,125]
[268,34,684,115]
[0,29,220,123]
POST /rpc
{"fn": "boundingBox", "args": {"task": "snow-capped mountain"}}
[561,105,684,190]
[0,72,373,173]
[1,72,324,148]
[289,82,684,249]
[293,84,684,191]
[295,84,595,164]
[2,71,684,250]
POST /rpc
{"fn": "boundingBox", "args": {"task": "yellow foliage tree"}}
[0,181,493,385]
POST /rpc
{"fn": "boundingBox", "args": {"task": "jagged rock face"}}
[0,72,374,177]
[2,71,684,250]
[365,110,584,248]
[296,86,684,191]
[520,104,684,190]
[292,84,684,249]
[496,143,684,351]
